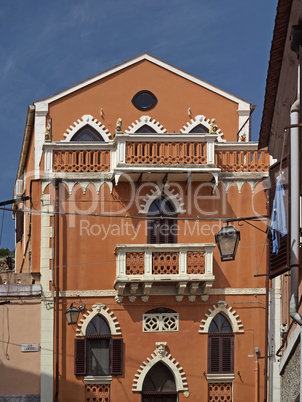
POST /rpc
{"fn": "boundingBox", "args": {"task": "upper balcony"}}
[43,135,269,186]
[114,243,215,303]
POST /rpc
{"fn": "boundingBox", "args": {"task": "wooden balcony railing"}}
[53,150,110,172]
[114,244,215,302]
[125,142,207,164]
[215,148,269,172]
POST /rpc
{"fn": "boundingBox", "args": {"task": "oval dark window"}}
[132,90,157,111]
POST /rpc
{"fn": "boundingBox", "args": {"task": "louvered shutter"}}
[74,338,86,376]
[208,334,234,374]
[16,210,24,243]
[148,219,159,244]
[208,336,220,373]
[221,335,234,373]
[111,338,123,375]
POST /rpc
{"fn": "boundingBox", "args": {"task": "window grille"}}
[143,312,179,332]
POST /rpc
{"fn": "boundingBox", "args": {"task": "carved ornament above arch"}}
[76,303,122,337]
[132,342,188,392]
[181,115,225,142]
[63,115,111,142]
[138,183,185,214]
[125,115,167,133]
[199,300,244,333]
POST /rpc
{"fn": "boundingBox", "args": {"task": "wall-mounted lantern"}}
[65,303,81,325]
[215,225,240,261]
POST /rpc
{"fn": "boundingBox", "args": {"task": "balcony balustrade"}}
[43,137,269,185]
[114,243,215,302]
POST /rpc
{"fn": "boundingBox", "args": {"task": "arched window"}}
[208,313,234,374]
[74,314,123,377]
[189,123,209,133]
[71,125,104,141]
[135,124,157,133]
[147,197,177,244]
[142,362,177,402]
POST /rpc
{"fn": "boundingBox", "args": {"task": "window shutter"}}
[222,335,234,373]
[16,210,24,243]
[111,338,123,375]
[74,338,86,376]
[208,336,220,373]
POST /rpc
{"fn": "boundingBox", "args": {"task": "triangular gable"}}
[34,53,250,109]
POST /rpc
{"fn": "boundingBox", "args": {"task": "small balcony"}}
[114,243,215,303]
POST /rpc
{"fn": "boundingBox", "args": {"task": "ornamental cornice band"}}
[199,301,244,333]
[76,303,122,337]
[132,342,188,392]
[125,115,167,133]
[63,114,111,141]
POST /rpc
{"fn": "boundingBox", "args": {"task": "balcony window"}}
[71,125,104,141]
[189,123,209,133]
[147,197,177,244]
[135,124,157,133]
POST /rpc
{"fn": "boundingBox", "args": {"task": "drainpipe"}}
[289,97,301,326]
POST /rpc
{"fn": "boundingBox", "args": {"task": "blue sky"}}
[0,0,277,249]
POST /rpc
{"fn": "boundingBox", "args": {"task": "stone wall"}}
[281,340,300,402]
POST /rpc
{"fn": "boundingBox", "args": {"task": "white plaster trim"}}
[180,115,225,142]
[279,324,300,374]
[207,373,235,382]
[34,54,250,108]
[139,183,185,214]
[43,289,116,298]
[125,115,166,133]
[40,193,54,402]
[63,115,111,142]
[42,179,112,195]
[84,376,112,384]
[132,343,188,392]
[209,288,266,295]
[34,102,48,179]
[199,301,244,333]
[76,303,122,337]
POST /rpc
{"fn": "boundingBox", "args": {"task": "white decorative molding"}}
[42,179,112,195]
[76,303,122,337]
[207,373,235,383]
[139,183,186,214]
[199,301,244,333]
[132,342,188,392]
[209,288,266,295]
[143,312,179,332]
[180,115,225,142]
[125,115,167,134]
[84,376,112,385]
[63,115,111,142]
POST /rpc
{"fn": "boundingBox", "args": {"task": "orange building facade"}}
[14,54,269,402]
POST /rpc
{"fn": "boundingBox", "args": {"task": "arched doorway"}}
[142,362,178,402]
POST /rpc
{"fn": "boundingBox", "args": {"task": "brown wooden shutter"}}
[208,336,220,373]
[16,210,24,243]
[208,334,234,374]
[221,335,234,373]
[74,338,86,376]
[269,157,290,279]
[111,338,123,375]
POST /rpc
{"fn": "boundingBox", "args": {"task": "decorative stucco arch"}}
[125,115,167,133]
[76,303,122,337]
[199,301,244,333]
[63,114,111,142]
[42,180,112,195]
[132,342,188,392]
[138,183,185,214]
[181,114,225,142]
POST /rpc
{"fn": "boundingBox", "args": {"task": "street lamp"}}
[65,303,81,325]
[215,225,240,261]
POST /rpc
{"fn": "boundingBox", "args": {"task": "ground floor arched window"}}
[141,362,178,402]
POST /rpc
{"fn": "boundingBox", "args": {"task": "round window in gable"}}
[132,90,157,111]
